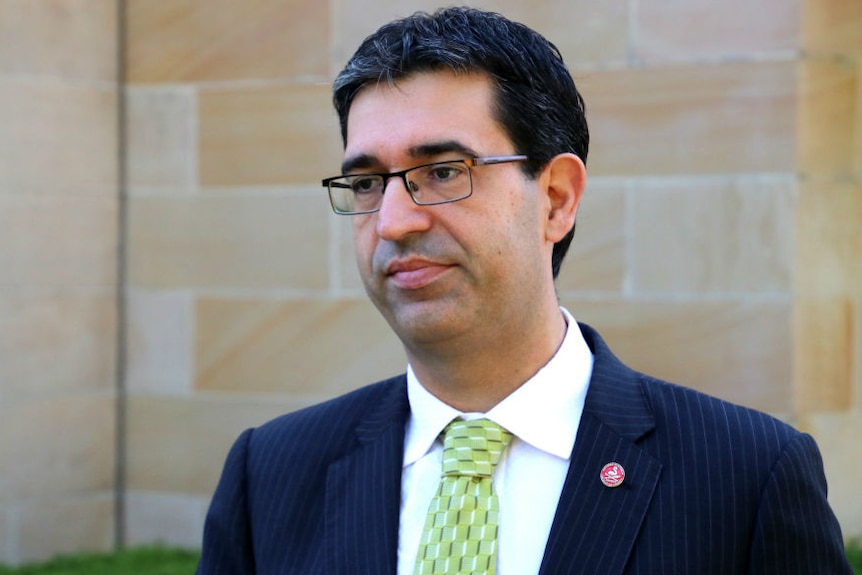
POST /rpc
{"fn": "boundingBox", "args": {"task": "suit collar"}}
[540,323,662,575]
[579,323,655,441]
[354,374,410,444]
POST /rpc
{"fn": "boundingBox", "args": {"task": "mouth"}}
[385,257,453,290]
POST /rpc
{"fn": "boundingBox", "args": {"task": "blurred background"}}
[0,0,859,566]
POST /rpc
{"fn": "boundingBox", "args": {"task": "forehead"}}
[343,70,512,165]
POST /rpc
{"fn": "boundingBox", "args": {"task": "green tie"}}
[414,418,514,575]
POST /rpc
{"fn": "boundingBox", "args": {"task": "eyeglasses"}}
[321,155,528,215]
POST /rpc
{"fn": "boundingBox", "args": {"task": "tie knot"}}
[441,419,513,477]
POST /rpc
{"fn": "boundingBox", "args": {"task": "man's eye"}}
[349,176,381,193]
[428,165,465,182]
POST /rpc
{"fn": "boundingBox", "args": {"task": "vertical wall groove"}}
[114,0,129,550]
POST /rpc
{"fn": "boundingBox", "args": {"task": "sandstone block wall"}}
[1,0,858,564]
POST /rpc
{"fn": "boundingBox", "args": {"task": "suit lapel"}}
[540,324,662,575]
[325,377,410,575]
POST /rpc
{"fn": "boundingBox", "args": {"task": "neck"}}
[405,305,568,413]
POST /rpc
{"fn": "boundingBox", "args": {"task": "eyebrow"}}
[340,140,481,174]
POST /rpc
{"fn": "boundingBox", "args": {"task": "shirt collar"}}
[403,307,594,466]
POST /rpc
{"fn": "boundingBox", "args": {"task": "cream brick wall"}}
[0,0,859,565]
[122,0,862,548]
[794,0,862,537]
[0,0,119,565]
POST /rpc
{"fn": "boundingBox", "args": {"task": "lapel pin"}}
[600,462,625,488]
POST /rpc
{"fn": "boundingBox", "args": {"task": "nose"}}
[375,175,432,241]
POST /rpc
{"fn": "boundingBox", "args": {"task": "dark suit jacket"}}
[197,324,852,574]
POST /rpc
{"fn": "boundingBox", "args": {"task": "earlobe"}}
[542,153,586,243]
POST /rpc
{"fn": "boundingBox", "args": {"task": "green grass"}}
[848,539,862,574]
[0,547,199,575]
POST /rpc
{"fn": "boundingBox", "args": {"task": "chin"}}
[387,303,470,347]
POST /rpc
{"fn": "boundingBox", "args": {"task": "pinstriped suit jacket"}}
[197,324,852,574]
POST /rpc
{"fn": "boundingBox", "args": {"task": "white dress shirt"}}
[397,307,594,575]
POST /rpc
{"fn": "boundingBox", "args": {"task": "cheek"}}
[351,219,376,269]
[497,201,547,272]
[499,190,543,240]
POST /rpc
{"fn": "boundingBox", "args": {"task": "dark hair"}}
[333,7,589,278]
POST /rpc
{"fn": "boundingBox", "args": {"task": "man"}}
[197,7,851,574]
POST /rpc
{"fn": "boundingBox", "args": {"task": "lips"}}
[385,257,453,290]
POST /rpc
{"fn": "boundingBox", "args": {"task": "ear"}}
[540,153,586,243]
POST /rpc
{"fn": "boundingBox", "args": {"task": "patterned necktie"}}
[414,418,514,575]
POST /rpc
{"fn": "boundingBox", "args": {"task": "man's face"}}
[343,70,554,352]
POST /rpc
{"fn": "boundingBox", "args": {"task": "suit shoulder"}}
[638,373,803,455]
[580,323,805,455]
[251,373,407,443]
[223,374,407,490]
